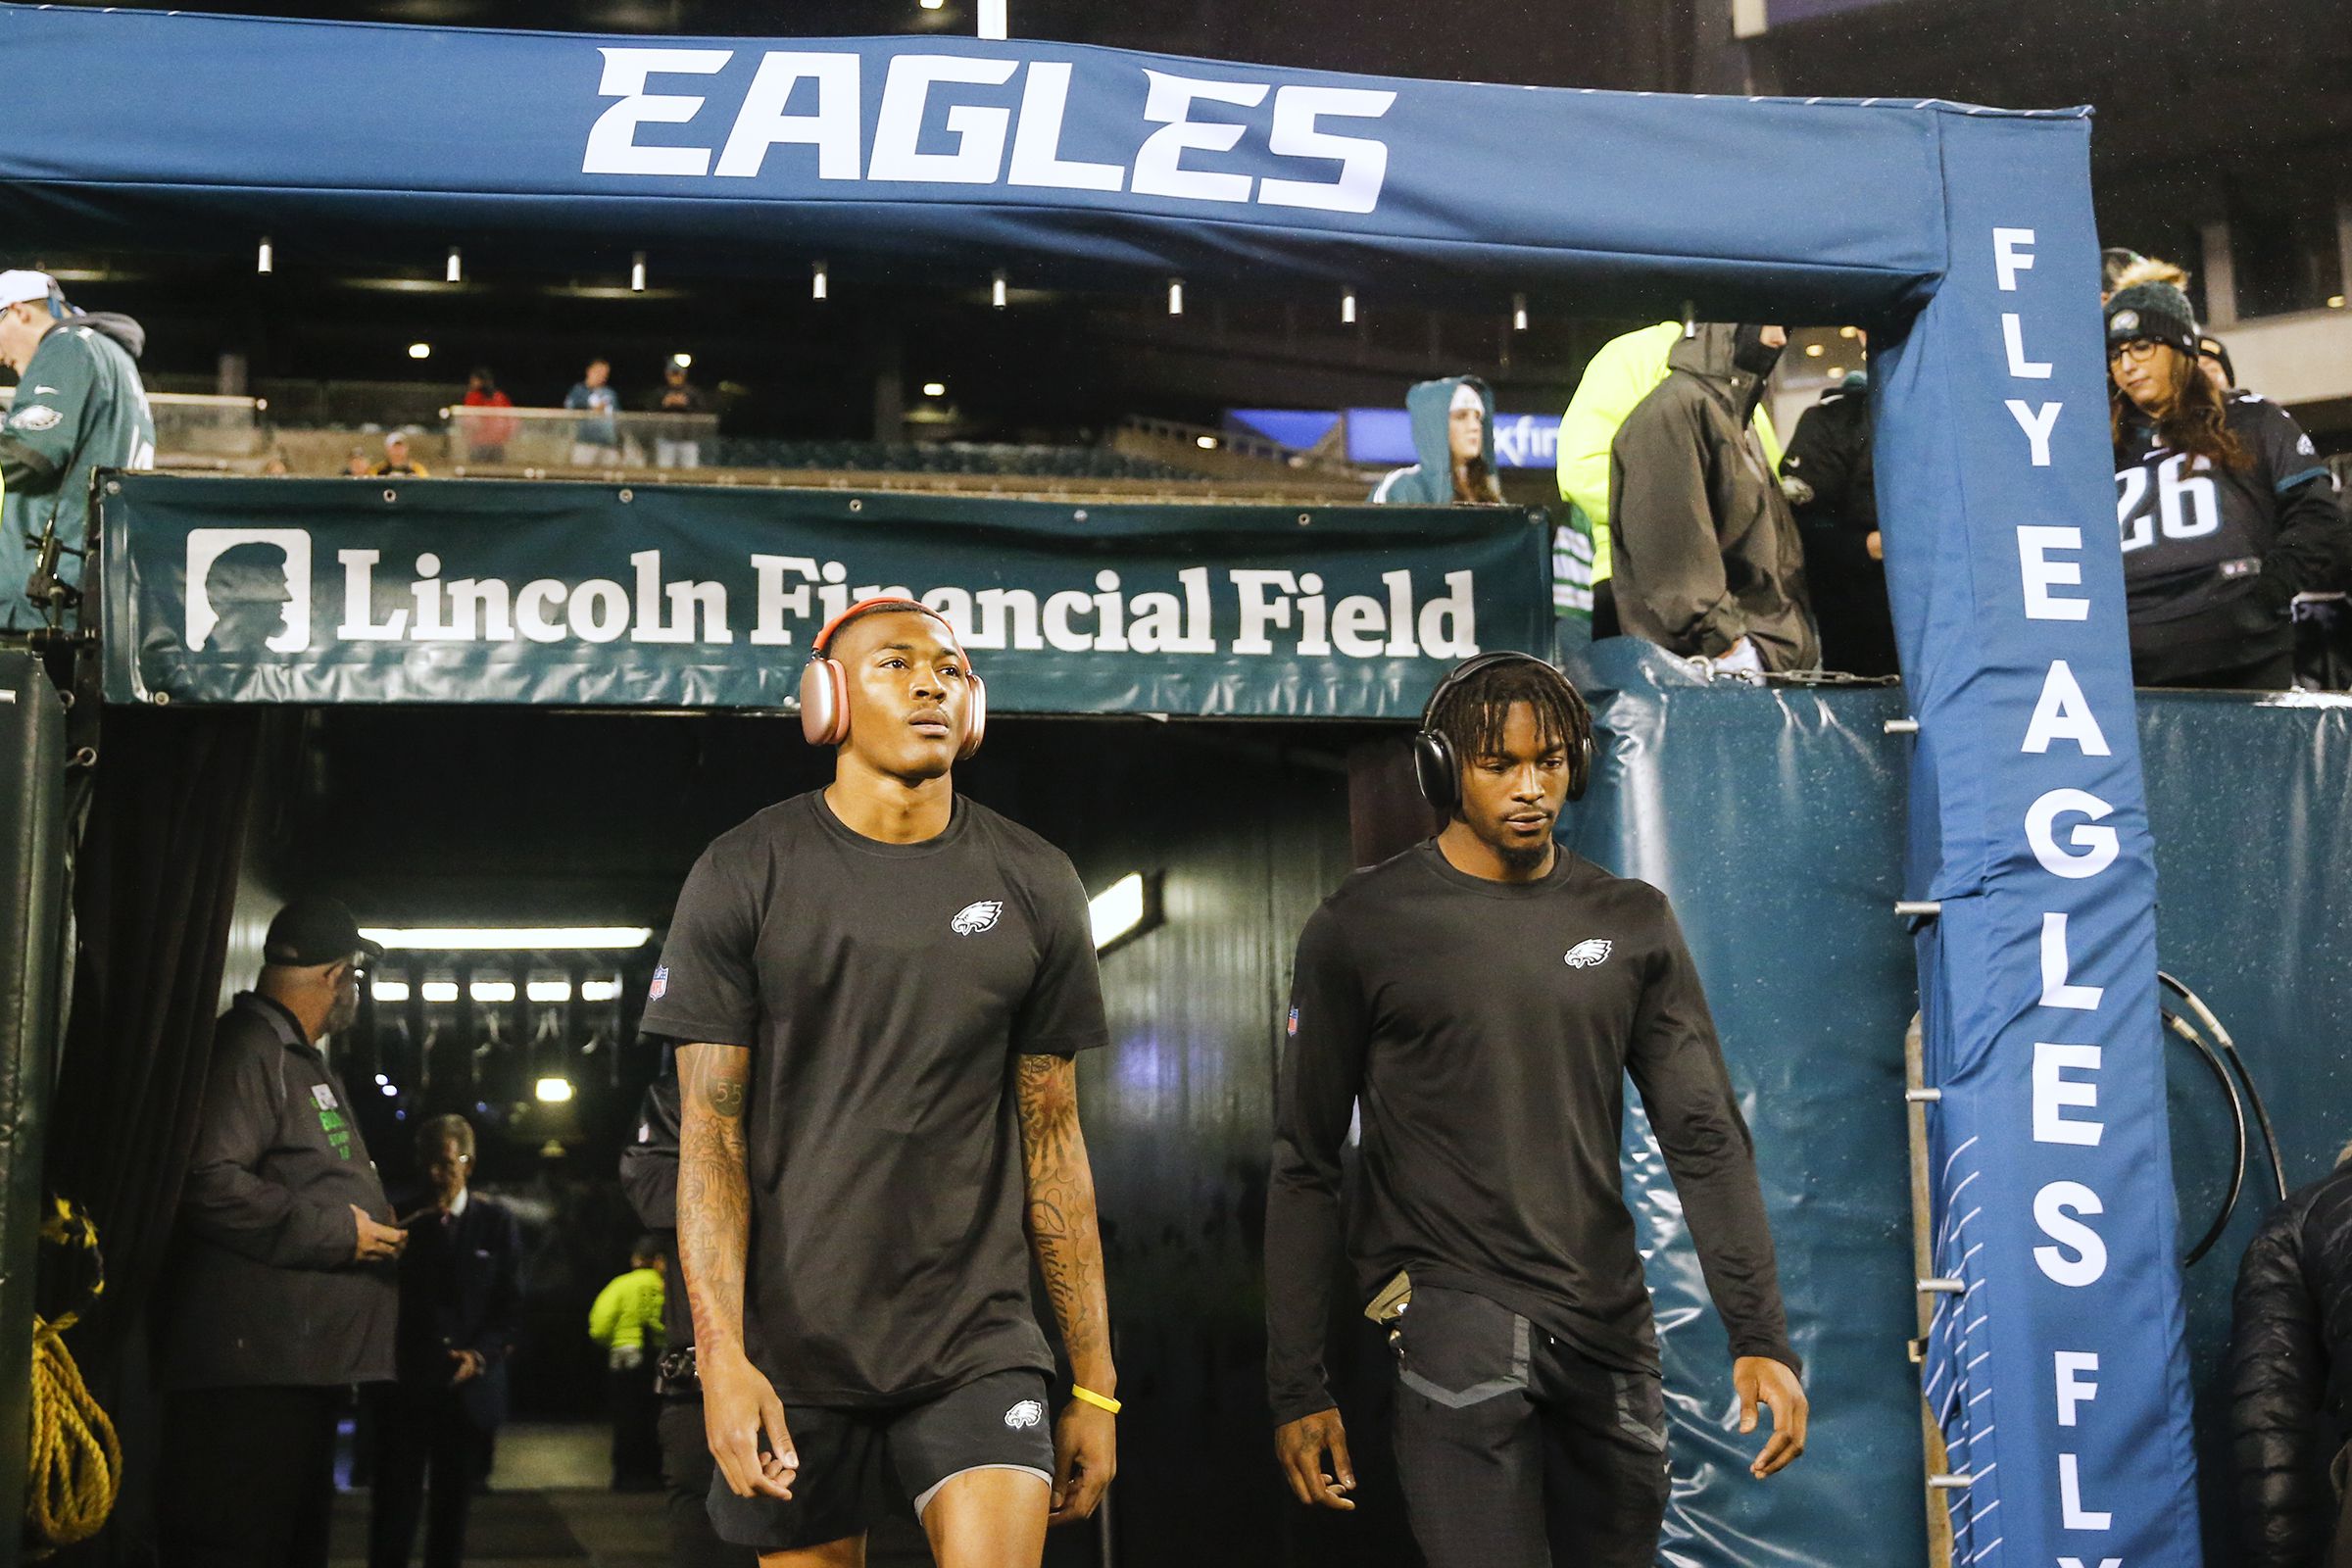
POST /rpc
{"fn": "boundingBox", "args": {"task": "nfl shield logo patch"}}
[649,965,668,1000]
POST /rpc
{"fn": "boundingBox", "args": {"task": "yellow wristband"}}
[1071,1384,1122,1415]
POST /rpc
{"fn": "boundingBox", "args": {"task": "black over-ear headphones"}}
[1410,651,1594,813]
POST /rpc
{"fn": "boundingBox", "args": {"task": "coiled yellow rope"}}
[25,1199,120,1554]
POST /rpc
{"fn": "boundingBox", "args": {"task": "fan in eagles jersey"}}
[2106,281,2351,689]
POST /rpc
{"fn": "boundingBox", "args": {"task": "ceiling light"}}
[1341,288,1357,325]
[923,381,947,398]
[920,0,944,9]
[1196,434,1218,449]
[360,927,655,950]
[812,261,828,301]
[630,251,647,292]
[992,270,1008,309]
[1167,279,1185,317]
[1839,325,1860,339]
[420,981,461,1003]
[580,979,623,1003]
[2331,295,2347,310]
[1826,365,1846,379]
[1804,343,1825,358]
[446,248,463,283]
[1089,872,1161,952]
[469,980,516,1003]
[257,237,273,274]
[671,352,692,368]
[535,1077,575,1103]
[525,980,573,1003]
[370,980,412,1003]
[1512,293,1528,332]
[408,342,431,360]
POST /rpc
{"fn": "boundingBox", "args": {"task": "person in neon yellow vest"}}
[1554,321,1782,628]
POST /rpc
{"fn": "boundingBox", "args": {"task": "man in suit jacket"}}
[368,1114,523,1568]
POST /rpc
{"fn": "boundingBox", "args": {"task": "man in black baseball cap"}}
[158,896,403,1568]
[264,895,386,968]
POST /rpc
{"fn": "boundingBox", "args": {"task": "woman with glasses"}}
[2106,279,2351,689]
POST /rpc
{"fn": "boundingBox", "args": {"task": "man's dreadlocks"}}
[1428,657,1592,773]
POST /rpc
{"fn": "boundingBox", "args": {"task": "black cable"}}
[2165,1009,2246,1267]
[2161,972,2288,1205]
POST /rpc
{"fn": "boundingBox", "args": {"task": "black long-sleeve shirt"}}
[1264,843,1797,1425]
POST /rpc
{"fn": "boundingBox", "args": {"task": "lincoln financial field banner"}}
[97,477,1547,715]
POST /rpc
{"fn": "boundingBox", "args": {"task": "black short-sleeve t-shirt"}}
[639,790,1108,1405]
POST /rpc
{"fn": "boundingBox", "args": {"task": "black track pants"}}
[1390,1286,1670,1568]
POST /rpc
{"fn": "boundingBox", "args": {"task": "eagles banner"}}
[96,476,1547,715]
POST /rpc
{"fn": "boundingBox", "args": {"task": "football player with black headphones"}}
[1265,650,1810,1568]
[641,599,1119,1568]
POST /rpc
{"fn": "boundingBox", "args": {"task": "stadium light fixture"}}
[525,979,573,1004]
[1512,292,1528,332]
[812,261,829,300]
[922,382,947,398]
[360,926,655,950]
[2331,295,2347,310]
[992,270,1008,309]
[1826,365,1847,379]
[370,980,412,1003]
[630,251,647,292]
[580,979,623,1003]
[1341,288,1357,325]
[1167,279,1184,317]
[920,0,944,9]
[1804,342,1825,358]
[408,342,431,360]
[1089,872,1162,953]
[469,980,516,1003]
[1196,435,1217,450]
[257,237,273,274]
[535,1077,575,1103]
[671,352,692,368]
[420,981,461,1004]
[446,247,463,283]
[1839,324,1861,339]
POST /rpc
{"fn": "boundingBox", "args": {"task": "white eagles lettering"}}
[582,48,1397,213]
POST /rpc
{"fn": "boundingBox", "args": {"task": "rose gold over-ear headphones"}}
[799,597,987,760]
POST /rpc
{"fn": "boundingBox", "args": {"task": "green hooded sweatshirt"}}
[1369,375,1499,506]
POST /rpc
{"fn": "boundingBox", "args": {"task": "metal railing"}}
[0,387,266,460]
[443,404,720,470]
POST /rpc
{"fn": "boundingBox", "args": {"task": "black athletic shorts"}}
[706,1368,1054,1551]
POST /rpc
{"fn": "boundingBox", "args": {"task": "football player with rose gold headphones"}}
[639,599,1119,1568]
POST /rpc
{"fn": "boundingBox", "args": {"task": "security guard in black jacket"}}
[158,897,405,1568]
[1780,368,1896,677]
[2230,1151,2352,1568]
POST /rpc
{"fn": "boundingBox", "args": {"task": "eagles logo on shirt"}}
[1003,1398,1045,1430]
[951,901,1004,936]
[1563,939,1614,969]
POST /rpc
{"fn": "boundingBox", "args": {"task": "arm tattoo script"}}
[1016,1054,1115,1389]
[676,1043,754,1359]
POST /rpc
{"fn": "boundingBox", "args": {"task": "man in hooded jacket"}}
[1608,323,1819,674]
[1555,321,1783,631]
[0,270,154,627]
[1371,376,1503,506]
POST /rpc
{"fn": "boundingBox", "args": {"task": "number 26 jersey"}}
[2112,392,2334,659]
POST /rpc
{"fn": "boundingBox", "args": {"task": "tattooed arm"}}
[1016,1052,1118,1523]
[676,1042,794,1500]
